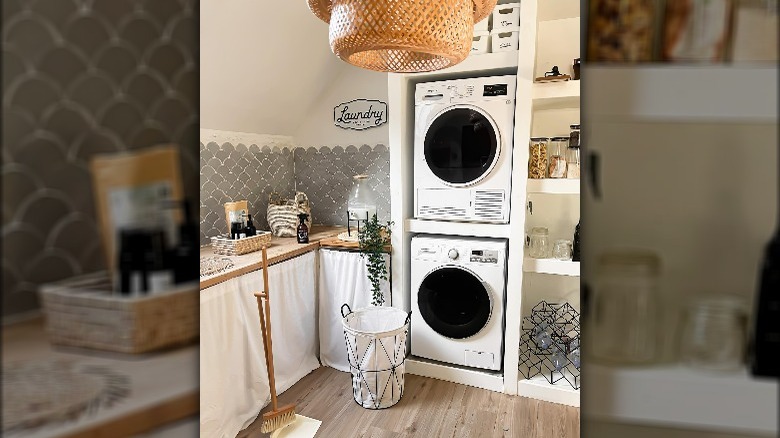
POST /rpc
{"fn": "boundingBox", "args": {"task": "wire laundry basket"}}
[341,304,411,409]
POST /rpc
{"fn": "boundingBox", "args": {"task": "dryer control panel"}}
[470,249,499,264]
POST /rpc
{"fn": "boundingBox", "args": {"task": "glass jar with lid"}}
[548,137,568,178]
[566,126,580,179]
[681,295,748,372]
[347,174,377,236]
[528,137,549,179]
[590,251,661,364]
[529,227,550,259]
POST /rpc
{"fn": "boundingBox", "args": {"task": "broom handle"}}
[258,246,279,411]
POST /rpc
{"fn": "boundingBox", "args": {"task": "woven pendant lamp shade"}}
[307,0,498,73]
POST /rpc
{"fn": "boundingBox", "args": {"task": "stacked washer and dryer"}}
[410,75,516,372]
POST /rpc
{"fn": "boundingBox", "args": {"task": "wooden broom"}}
[254,246,296,433]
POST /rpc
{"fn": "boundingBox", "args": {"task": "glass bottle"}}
[245,214,257,236]
[591,251,661,364]
[548,137,568,178]
[529,227,550,259]
[297,213,309,244]
[347,174,378,236]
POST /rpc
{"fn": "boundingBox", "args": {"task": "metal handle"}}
[341,303,352,319]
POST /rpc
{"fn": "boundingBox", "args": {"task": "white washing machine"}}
[410,235,507,371]
[414,75,516,223]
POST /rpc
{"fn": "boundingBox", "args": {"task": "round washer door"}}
[417,266,492,339]
[423,105,500,187]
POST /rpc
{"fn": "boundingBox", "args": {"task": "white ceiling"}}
[200,0,344,136]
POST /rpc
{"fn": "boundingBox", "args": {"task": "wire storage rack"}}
[518,301,581,390]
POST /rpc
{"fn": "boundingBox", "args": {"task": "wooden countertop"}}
[200,226,345,289]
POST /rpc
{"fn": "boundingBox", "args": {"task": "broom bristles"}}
[260,403,297,433]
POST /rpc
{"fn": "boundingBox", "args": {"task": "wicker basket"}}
[210,231,272,256]
[39,272,198,354]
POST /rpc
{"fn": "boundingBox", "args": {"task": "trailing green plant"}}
[358,214,393,307]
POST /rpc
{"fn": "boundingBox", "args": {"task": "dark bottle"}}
[572,220,581,262]
[230,221,243,239]
[245,214,257,237]
[572,58,581,80]
[750,229,780,377]
[297,213,309,244]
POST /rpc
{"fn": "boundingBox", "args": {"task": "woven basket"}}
[39,272,198,354]
[267,192,311,238]
[308,0,496,72]
[210,231,272,256]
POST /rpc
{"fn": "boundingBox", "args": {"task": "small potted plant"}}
[357,214,393,306]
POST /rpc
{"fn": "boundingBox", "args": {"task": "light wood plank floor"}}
[238,367,579,438]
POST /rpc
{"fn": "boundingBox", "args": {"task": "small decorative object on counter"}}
[572,220,581,262]
[548,137,568,178]
[267,192,311,238]
[572,58,581,80]
[518,301,581,390]
[535,66,571,82]
[297,213,310,244]
[591,250,661,364]
[553,239,573,261]
[347,174,378,238]
[587,0,656,62]
[681,294,747,372]
[528,137,549,179]
[529,227,551,259]
[245,214,257,237]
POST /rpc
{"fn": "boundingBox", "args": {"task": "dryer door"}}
[417,266,492,339]
[423,105,500,187]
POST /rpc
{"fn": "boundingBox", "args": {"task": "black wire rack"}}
[518,301,581,390]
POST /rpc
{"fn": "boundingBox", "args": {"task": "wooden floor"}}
[238,367,579,438]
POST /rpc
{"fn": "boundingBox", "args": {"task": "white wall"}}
[200,0,389,148]
[294,65,389,148]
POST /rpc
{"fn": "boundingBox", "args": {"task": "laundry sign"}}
[334,99,388,130]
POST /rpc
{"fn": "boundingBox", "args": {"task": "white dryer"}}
[414,75,516,223]
[410,235,507,371]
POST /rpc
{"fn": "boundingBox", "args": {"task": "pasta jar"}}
[528,137,549,179]
[587,0,657,62]
[529,227,550,259]
[591,251,661,364]
[548,137,568,178]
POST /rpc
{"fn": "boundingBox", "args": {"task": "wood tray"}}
[39,272,198,354]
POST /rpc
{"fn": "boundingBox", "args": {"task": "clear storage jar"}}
[591,251,661,364]
[548,137,568,178]
[681,295,748,372]
[529,227,550,259]
[528,137,549,179]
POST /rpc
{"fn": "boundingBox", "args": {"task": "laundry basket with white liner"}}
[341,304,411,409]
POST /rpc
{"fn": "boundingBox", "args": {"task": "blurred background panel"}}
[582,0,779,437]
[2,0,198,317]
[2,0,198,437]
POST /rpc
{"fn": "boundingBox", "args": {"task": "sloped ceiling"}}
[200,0,342,136]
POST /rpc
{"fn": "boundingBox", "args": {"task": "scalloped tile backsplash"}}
[199,142,390,245]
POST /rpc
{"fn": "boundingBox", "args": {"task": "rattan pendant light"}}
[307,0,497,73]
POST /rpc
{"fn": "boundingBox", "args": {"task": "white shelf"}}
[517,374,580,407]
[526,179,580,194]
[531,79,580,110]
[406,219,511,239]
[585,364,779,435]
[523,258,580,276]
[400,51,518,80]
[585,65,778,122]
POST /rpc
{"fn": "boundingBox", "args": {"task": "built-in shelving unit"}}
[406,219,511,239]
[388,0,582,406]
[585,364,779,435]
[523,258,580,276]
[526,179,580,194]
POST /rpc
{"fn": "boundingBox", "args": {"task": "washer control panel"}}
[470,249,499,264]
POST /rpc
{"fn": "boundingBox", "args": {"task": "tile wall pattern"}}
[199,144,390,245]
[294,144,391,227]
[2,0,198,316]
[199,141,295,245]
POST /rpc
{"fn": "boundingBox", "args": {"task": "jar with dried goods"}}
[529,137,549,179]
[548,137,568,178]
[587,0,657,62]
